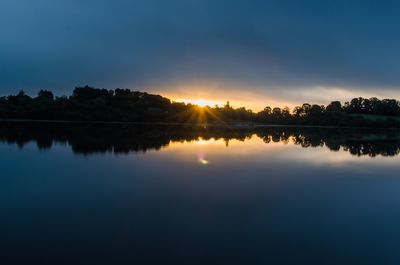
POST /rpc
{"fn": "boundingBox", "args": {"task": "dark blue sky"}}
[1,0,400,108]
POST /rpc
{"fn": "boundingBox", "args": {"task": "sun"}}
[179,98,218,107]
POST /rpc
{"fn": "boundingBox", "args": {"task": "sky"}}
[1,0,400,110]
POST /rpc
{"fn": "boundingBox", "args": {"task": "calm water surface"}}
[1,124,400,264]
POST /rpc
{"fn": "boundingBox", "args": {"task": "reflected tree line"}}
[1,123,400,157]
[1,86,400,127]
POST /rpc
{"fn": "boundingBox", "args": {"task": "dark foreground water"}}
[1,123,400,264]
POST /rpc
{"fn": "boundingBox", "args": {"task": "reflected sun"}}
[196,138,210,145]
[197,151,210,165]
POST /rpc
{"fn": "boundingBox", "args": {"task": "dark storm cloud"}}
[1,0,400,98]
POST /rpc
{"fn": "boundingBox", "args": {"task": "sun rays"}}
[169,104,226,125]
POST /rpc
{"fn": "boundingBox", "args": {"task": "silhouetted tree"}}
[0,86,399,128]
[37,90,54,101]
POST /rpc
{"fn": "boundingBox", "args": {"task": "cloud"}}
[1,0,400,104]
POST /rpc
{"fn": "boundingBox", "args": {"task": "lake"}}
[1,123,400,264]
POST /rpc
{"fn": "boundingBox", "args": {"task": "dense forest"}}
[1,86,400,128]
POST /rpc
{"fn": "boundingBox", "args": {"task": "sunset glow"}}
[177,99,222,107]
[156,82,290,111]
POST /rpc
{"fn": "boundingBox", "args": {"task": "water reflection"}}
[1,122,400,157]
[1,123,400,264]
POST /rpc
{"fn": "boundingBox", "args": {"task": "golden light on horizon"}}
[177,98,222,107]
[195,138,210,145]
[156,82,296,111]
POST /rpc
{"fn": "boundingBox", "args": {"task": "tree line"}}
[1,122,399,157]
[0,86,400,127]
